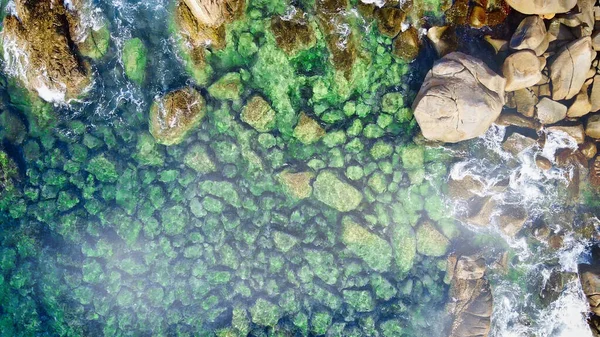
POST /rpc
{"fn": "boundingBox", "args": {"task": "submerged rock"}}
[122,38,148,85]
[313,170,362,212]
[149,87,206,145]
[446,255,493,337]
[271,8,316,55]
[3,0,93,102]
[315,0,358,74]
[413,52,506,143]
[416,220,450,257]
[241,96,276,132]
[341,217,393,272]
[393,27,421,62]
[277,170,314,200]
[293,112,325,145]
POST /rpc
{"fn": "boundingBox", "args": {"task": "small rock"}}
[510,16,547,53]
[580,141,598,159]
[293,112,325,145]
[536,97,567,124]
[547,125,586,144]
[448,174,485,200]
[413,52,506,142]
[567,84,592,117]
[393,27,421,62]
[241,96,276,132]
[586,114,600,139]
[536,156,553,170]
[208,72,243,101]
[590,75,600,112]
[466,196,497,227]
[149,87,206,145]
[277,170,314,200]
[416,220,450,257]
[505,0,577,15]
[502,132,537,155]
[498,206,528,237]
[503,50,543,91]
[496,112,541,130]
[484,36,509,54]
[506,88,537,117]
[341,217,393,272]
[426,26,458,57]
[374,6,405,38]
[313,171,362,212]
[550,37,594,100]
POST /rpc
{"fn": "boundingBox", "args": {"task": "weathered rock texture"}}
[413,52,506,143]
[550,37,594,100]
[505,0,577,15]
[446,255,493,337]
[149,87,206,146]
[3,0,92,102]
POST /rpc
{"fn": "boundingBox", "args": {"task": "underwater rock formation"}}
[149,87,206,145]
[413,52,506,142]
[2,0,96,103]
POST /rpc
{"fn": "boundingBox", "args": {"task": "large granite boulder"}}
[3,0,93,102]
[446,255,493,337]
[550,37,594,100]
[413,52,506,143]
[505,0,577,15]
[149,87,206,145]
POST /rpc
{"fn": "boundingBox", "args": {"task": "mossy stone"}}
[313,171,362,212]
[122,37,148,85]
[341,217,393,272]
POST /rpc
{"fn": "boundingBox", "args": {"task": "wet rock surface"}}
[149,87,206,145]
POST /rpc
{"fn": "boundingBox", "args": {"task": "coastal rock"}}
[427,26,458,57]
[506,88,537,117]
[503,50,543,92]
[550,37,594,100]
[393,27,421,62]
[496,112,541,130]
[580,142,598,159]
[271,8,316,55]
[3,0,92,102]
[447,255,493,337]
[241,96,276,132]
[313,170,362,212]
[510,16,547,53]
[586,114,600,139]
[567,84,592,118]
[341,217,393,272]
[149,87,206,145]
[413,52,506,143]
[502,132,537,155]
[122,38,148,85]
[277,170,314,200]
[547,125,586,144]
[293,112,325,145]
[416,220,450,257]
[316,0,358,73]
[505,0,577,15]
[591,75,600,112]
[579,263,600,316]
[374,6,405,38]
[536,98,567,124]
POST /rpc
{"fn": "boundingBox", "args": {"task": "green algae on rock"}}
[78,25,111,60]
[122,38,148,85]
[241,96,276,132]
[277,170,314,200]
[416,220,450,257]
[341,216,393,272]
[149,87,206,145]
[313,170,363,212]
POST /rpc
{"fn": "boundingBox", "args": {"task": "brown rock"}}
[592,31,600,51]
[2,0,92,102]
[466,196,497,227]
[149,87,206,146]
[469,5,487,28]
[567,84,592,117]
[447,255,493,337]
[507,88,537,117]
[277,170,315,199]
[374,6,405,38]
[591,157,600,187]
[547,125,586,144]
[496,112,541,130]
[586,114,600,139]
[580,141,598,159]
[502,132,537,155]
[591,75,600,112]
[427,26,458,57]
[505,0,577,15]
[578,263,600,315]
[536,97,567,124]
[510,16,547,53]
[316,0,358,74]
[271,8,316,55]
[536,156,553,170]
[393,27,421,62]
[293,112,325,145]
[498,206,528,237]
[503,50,543,91]
[413,52,506,143]
[448,174,486,200]
[182,0,243,27]
[550,37,594,100]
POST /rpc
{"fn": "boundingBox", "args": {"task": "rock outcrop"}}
[3,0,93,102]
[446,255,493,337]
[413,52,506,143]
[505,0,577,15]
[149,87,207,146]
